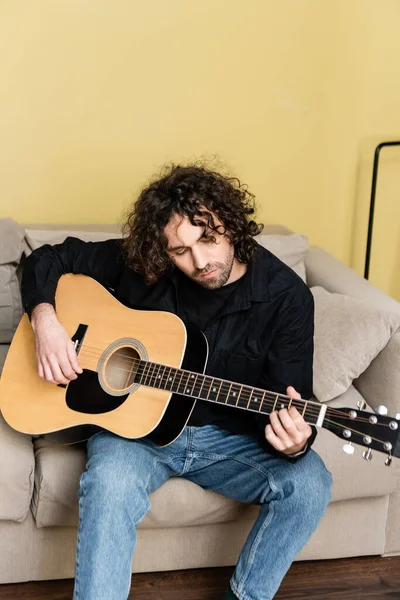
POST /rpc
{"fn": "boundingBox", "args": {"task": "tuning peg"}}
[362,448,373,461]
[357,399,367,410]
[343,442,355,455]
[375,405,388,415]
[385,455,393,467]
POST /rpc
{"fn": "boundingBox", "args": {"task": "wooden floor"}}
[1,556,399,599]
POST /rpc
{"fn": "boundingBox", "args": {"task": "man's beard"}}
[191,246,235,289]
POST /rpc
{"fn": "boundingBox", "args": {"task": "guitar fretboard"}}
[134,360,324,426]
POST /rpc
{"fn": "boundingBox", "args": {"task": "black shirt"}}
[176,270,245,430]
[21,236,317,461]
[176,270,243,333]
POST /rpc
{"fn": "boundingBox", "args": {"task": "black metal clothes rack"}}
[364,140,400,280]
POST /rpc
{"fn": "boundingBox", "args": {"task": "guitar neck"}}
[134,360,327,427]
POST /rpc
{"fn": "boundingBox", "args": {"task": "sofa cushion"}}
[31,385,399,528]
[312,286,400,402]
[23,227,123,254]
[23,225,306,280]
[0,219,25,343]
[257,233,308,282]
[0,344,10,376]
[32,437,257,528]
[0,412,34,522]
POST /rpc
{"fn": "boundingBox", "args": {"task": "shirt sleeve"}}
[255,294,317,462]
[21,237,124,319]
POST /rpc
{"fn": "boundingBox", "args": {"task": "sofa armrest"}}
[354,335,400,417]
[306,246,400,416]
[0,411,34,522]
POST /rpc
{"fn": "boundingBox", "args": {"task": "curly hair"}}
[122,164,263,284]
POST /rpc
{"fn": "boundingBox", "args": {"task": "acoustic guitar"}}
[0,274,399,465]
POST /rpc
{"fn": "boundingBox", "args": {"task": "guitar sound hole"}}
[104,347,140,391]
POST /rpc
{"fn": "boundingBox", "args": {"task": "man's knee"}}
[80,432,150,516]
[284,450,333,518]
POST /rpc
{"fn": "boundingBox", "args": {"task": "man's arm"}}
[21,236,124,319]
[21,236,124,385]
[256,293,316,461]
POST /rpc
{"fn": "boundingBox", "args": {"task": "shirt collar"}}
[167,242,270,311]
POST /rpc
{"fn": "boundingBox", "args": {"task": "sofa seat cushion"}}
[0,219,25,344]
[32,437,257,528]
[31,386,399,528]
[0,412,34,522]
[0,344,10,375]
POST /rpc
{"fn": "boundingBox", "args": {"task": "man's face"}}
[164,211,239,289]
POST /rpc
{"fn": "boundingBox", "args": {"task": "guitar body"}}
[0,274,208,446]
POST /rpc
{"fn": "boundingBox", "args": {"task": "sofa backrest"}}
[0,221,304,374]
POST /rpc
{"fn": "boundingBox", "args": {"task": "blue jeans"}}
[73,425,332,600]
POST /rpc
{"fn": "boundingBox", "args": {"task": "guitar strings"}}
[76,346,388,429]
[77,346,377,424]
[78,347,393,445]
[323,418,391,446]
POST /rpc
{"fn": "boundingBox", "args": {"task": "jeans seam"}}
[181,427,193,474]
[73,473,87,600]
[230,503,276,600]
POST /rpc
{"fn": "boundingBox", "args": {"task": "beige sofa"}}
[0,220,399,585]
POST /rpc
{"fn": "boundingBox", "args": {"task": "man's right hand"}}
[31,303,83,385]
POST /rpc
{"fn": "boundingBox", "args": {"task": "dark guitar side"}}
[146,322,209,447]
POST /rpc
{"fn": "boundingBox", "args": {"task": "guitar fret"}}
[278,397,288,410]
[209,378,222,403]
[195,374,206,398]
[190,373,199,396]
[142,362,151,387]
[135,361,144,385]
[225,383,233,404]
[302,400,307,418]
[184,372,196,395]
[149,362,158,387]
[250,391,262,410]
[214,380,223,403]
[169,367,177,390]
[246,389,254,410]
[180,371,188,394]
[170,367,179,391]
[238,387,251,409]
[162,366,170,390]
[152,363,161,388]
[226,383,239,406]
[197,375,210,400]
[176,369,186,394]
[147,363,155,387]
[234,386,241,407]
[160,365,168,390]
[159,365,167,388]
[206,378,215,401]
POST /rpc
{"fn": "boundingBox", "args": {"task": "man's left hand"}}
[265,386,312,456]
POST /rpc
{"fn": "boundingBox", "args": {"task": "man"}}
[21,164,332,600]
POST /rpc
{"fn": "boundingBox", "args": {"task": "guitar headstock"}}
[323,403,400,465]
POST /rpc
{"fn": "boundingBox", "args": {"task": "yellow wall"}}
[1,1,400,298]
